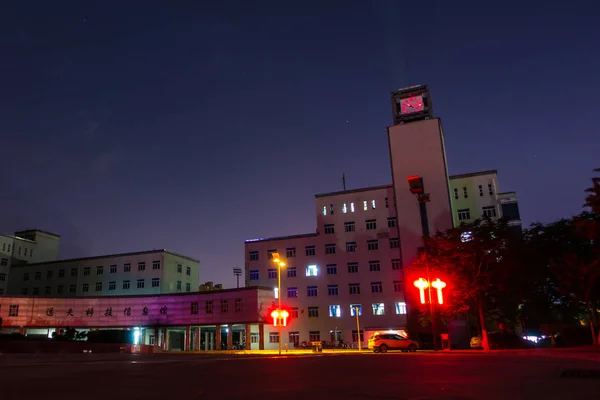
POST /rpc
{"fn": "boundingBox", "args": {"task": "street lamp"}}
[407,175,440,351]
[354,306,362,351]
[270,252,286,355]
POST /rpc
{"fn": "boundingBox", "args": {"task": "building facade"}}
[0,230,61,295]
[0,287,275,351]
[5,250,200,298]
[449,170,522,231]
[244,85,522,349]
[246,184,408,349]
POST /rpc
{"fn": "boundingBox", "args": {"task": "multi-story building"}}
[5,249,200,297]
[449,170,522,231]
[244,85,523,349]
[0,286,276,351]
[245,184,405,348]
[245,85,462,349]
[0,229,61,295]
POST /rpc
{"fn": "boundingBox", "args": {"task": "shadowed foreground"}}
[0,352,598,400]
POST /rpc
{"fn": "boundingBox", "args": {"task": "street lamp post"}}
[407,176,440,351]
[271,252,286,355]
[354,306,362,351]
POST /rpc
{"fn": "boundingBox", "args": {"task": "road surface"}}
[0,352,598,399]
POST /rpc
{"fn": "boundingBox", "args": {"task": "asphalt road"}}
[0,352,599,400]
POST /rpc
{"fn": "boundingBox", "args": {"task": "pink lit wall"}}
[0,288,274,328]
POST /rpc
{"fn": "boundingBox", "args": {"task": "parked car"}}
[368,332,419,353]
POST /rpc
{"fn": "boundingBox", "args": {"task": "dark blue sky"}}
[1,1,598,287]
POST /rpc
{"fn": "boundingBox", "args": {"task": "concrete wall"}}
[387,118,454,269]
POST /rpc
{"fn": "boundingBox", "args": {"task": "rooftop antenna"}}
[342,173,347,191]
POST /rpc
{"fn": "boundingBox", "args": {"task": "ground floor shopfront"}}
[0,286,276,351]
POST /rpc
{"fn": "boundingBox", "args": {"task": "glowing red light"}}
[431,279,446,305]
[270,309,290,327]
[413,278,429,304]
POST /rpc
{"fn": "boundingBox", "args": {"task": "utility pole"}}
[233,268,242,289]
[342,173,346,191]
[355,306,362,351]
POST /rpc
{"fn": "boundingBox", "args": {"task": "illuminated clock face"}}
[400,95,425,114]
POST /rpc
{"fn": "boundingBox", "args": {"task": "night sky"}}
[1,1,598,287]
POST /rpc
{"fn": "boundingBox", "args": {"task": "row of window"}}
[22,263,192,281]
[250,259,402,281]
[20,279,192,295]
[457,206,497,222]
[282,281,404,298]
[3,299,244,318]
[1,243,33,258]
[249,238,401,262]
[191,299,243,314]
[453,184,494,200]
[323,218,397,235]
[265,329,367,344]
[322,198,390,216]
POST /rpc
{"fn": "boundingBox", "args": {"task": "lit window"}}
[460,231,473,242]
[395,302,407,315]
[306,265,318,277]
[372,303,385,315]
[363,200,368,211]
[350,202,355,212]
[350,304,362,316]
[329,305,341,318]
[274,288,279,299]
[322,206,327,216]
[371,199,376,209]
[342,203,348,213]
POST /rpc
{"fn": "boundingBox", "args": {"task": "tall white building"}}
[0,230,61,295]
[5,249,200,297]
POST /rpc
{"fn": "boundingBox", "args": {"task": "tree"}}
[407,217,519,351]
[546,169,600,343]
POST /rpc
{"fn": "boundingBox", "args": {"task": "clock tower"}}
[387,85,453,269]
